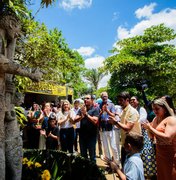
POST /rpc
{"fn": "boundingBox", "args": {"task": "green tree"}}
[84,68,105,95]
[15,17,86,97]
[1,1,87,97]
[105,24,176,100]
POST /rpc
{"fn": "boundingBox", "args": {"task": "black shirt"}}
[78,106,99,138]
[46,126,60,149]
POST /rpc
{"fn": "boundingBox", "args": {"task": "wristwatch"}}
[86,112,89,116]
[115,121,119,125]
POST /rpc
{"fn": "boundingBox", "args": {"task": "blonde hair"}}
[153,98,174,117]
[61,100,71,112]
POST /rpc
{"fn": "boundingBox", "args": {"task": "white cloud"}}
[98,73,111,88]
[75,46,95,57]
[135,3,157,19]
[60,0,92,10]
[117,26,130,40]
[85,55,105,69]
[116,5,176,41]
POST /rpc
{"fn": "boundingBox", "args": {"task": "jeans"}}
[79,134,97,162]
[60,127,74,153]
[74,128,80,151]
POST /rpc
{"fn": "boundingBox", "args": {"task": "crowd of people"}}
[22,91,176,180]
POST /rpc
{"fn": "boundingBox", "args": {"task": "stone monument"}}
[0,8,42,180]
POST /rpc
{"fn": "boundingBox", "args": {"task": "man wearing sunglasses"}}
[74,94,99,162]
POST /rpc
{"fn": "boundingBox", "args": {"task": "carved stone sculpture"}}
[0,9,42,180]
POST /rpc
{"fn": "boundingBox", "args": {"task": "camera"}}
[135,80,148,91]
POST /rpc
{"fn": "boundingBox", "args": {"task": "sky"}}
[28,0,176,88]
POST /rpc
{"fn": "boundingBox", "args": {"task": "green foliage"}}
[15,106,27,129]
[0,0,30,20]
[23,149,106,180]
[15,17,85,96]
[84,68,105,95]
[105,24,176,100]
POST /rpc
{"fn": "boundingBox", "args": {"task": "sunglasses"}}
[84,97,90,100]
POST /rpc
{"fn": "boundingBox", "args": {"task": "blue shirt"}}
[99,102,115,131]
[124,153,145,180]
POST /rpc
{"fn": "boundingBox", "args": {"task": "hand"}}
[67,112,71,119]
[108,116,117,125]
[40,129,46,136]
[102,104,108,112]
[81,105,87,116]
[103,156,119,172]
[48,131,52,137]
[31,68,43,82]
[142,121,151,130]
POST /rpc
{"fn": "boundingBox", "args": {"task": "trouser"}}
[74,128,80,152]
[97,130,103,156]
[121,146,126,167]
[100,130,119,163]
[79,134,97,163]
[113,128,121,161]
[60,127,74,153]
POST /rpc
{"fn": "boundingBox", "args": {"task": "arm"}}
[74,112,84,123]
[141,90,149,108]
[104,104,115,117]
[68,111,76,124]
[116,121,134,132]
[86,113,98,125]
[58,117,67,125]
[37,111,44,124]
[27,111,38,123]
[103,157,126,180]
[114,167,126,180]
[57,113,67,125]
[108,116,134,132]
[0,55,42,81]
[143,116,176,141]
[48,132,59,141]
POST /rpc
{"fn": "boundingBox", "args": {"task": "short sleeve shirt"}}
[120,104,141,145]
[78,106,99,138]
[99,102,116,131]
[124,153,145,180]
[46,126,60,149]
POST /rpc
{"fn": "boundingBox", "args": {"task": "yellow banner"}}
[25,82,73,96]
